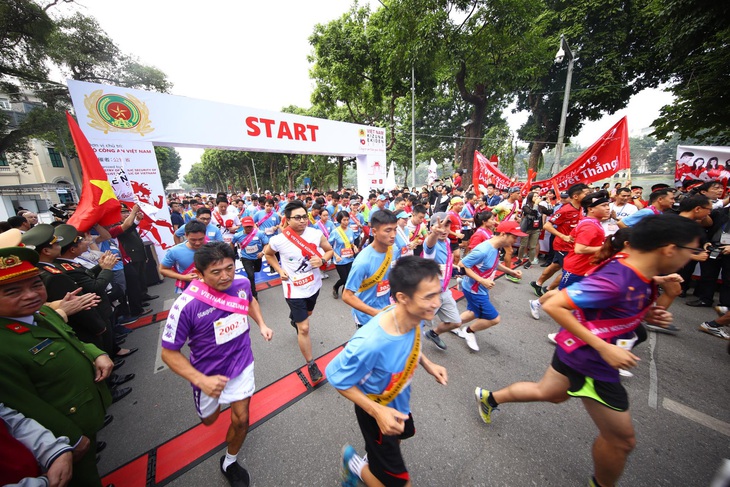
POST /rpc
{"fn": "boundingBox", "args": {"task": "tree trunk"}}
[454,61,488,188]
[528,141,547,173]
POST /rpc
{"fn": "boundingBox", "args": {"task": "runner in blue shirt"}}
[174,208,223,242]
[329,210,357,299]
[231,216,269,300]
[160,221,207,294]
[253,199,281,238]
[329,256,447,487]
[343,210,397,327]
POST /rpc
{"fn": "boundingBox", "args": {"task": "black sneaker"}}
[424,329,447,350]
[332,287,339,299]
[308,362,323,383]
[530,281,544,297]
[220,456,250,487]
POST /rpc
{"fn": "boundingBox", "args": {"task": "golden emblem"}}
[84,90,154,136]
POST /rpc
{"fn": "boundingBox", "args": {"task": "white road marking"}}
[648,331,658,409]
[663,398,730,438]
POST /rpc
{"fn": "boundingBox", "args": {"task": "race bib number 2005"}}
[214,313,249,345]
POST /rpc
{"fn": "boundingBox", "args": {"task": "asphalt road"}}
[98,265,729,487]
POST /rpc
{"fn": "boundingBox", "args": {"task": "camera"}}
[49,205,69,221]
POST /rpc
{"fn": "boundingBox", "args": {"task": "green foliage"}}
[629,136,657,173]
[650,0,730,144]
[0,1,171,165]
[153,146,181,188]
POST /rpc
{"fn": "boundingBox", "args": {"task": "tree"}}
[649,1,730,144]
[629,136,657,173]
[1,2,171,164]
[516,0,662,171]
[153,146,181,188]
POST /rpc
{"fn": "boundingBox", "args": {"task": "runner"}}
[159,221,206,294]
[393,211,414,259]
[161,242,272,487]
[328,256,448,487]
[253,199,281,238]
[264,201,333,383]
[406,205,428,257]
[456,221,526,352]
[330,211,358,300]
[421,213,463,351]
[231,217,269,301]
[342,210,397,328]
[530,183,590,297]
[529,192,611,321]
[474,213,704,487]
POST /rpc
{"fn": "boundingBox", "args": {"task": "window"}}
[48,148,64,168]
[0,98,10,110]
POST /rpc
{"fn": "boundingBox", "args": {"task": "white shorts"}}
[194,362,255,419]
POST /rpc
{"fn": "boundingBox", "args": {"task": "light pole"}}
[411,64,416,187]
[551,34,576,176]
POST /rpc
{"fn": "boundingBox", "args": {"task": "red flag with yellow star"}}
[65,112,121,232]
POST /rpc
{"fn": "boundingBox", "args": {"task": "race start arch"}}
[68,80,386,197]
[67,80,387,253]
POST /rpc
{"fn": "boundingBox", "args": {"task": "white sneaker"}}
[450,325,465,338]
[464,330,480,351]
[456,277,463,292]
[531,258,540,265]
[619,368,634,378]
[321,273,330,279]
[547,332,558,345]
[529,299,541,320]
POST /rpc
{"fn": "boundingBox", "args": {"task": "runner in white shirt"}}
[211,197,241,244]
[603,188,637,235]
[265,200,334,383]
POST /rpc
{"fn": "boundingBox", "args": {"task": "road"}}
[98,264,729,486]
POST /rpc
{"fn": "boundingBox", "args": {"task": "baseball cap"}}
[496,220,527,237]
[377,194,388,201]
[396,211,410,219]
[508,187,521,194]
[241,217,255,227]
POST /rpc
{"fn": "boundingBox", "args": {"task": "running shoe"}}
[450,325,465,338]
[308,362,323,382]
[523,260,532,269]
[220,456,250,487]
[474,387,498,424]
[698,322,730,340]
[619,368,634,378]
[714,305,728,317]
[530,281,545,297]
[547,332,558,345]
[332,287,339,299]
[464,330,479,351]
[644,323,679,335]
[322,273,330,279]
[505,275,521,284]
[424,329,447,350]
[456,277,463,292]
[529,299,541,320]
[340,445,360,487]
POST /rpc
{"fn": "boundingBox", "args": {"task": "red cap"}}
[287,192,296,198]
[496,220,528,237]
[241,217,255,227]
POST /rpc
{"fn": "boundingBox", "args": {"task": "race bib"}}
[214,313,248,345]
[265,227,274,235]
[401,246,409,256]
[439,263,446,275]
[349,223,359,232]
[721,233,730,245]
[376,280,390,297]
[244,245,258,254]
[291,272,315,287]
[341,248,354,258]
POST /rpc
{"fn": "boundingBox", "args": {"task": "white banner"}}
[89,139,174,261]
[67,80,386,196]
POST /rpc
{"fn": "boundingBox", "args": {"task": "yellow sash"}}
[337,226,352,249]
[357,246,392,292]
[367,319,421,406]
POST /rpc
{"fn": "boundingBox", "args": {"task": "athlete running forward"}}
[161,242,273,487]
[328,256,448,487]
[474,214,704,487]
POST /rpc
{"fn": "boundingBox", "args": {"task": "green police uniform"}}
[0,271,112,487]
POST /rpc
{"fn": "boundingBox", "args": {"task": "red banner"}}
[473,117,630,194]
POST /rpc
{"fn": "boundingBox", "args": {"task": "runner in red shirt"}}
[530,183,590,297]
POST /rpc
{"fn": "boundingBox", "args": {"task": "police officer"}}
[0,246,113,487]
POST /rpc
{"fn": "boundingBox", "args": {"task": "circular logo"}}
[96,94,142,130]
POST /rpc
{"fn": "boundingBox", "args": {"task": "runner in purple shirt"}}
[473,214,703,487]
[161,242,273,487]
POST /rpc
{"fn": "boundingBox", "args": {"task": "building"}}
[0,95,81,221]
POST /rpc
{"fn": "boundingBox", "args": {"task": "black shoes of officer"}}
[109,373,135,387]
[111,387,132,403]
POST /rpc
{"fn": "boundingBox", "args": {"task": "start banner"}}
[474,117,630,193]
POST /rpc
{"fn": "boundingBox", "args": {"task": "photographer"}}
[687,198,730,309]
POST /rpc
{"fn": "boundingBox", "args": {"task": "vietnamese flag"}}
[65,112,121,232]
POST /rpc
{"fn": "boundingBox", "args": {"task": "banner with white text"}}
[473,117,630,193]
